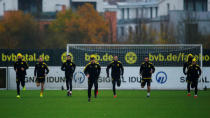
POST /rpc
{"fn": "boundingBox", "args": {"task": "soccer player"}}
[140,57,155,97]
[84,55,101,102]
[183,54,193,96]
[106,56,124,98]
[187,58,201,98]
[34,57,49,97]
[61,55,76,96]
[14,53,29,98]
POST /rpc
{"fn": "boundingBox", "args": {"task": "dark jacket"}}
[183,58,193,75]
[140,62,155,79]
[61,60,76,77]
[34,62,49,78]
[14,59,29,77]
[84,62,101,79]
[187,64,201,79]
[106,61,124,77]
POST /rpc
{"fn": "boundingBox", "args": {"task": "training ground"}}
[0,90,209,118]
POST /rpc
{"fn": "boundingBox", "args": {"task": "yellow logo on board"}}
[61,52,73,63]
[125,52,137,64]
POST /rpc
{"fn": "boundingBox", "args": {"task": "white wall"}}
[124,8,128,19]
[0,0,71,15]
[158,0,184,17]
[0,0,18,16]
[95,0,104,12]
[117,8,121,19]
[0,0,106,15]
[116,6,159,20]
[43,0,70,12]
[208,0,210,11]
[144,7,149,18]
[0,0,3,16]
[129,8,136,19]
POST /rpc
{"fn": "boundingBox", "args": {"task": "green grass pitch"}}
[0,90,210,118]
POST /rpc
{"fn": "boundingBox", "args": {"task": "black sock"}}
[70,79,72,91]
[17,82,20,95]
[187,83,191,93]
[88,88,91,98]
[113,81,116,95]
[66,79,69,91]
[195,86,198,95]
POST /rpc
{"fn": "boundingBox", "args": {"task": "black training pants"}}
[88,77,98,99]
[66,75,73,91]
[16,75,25,95]
[112,76,121,95]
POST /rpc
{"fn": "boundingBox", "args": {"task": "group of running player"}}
[14,53,49,98]
[14,53,201,102]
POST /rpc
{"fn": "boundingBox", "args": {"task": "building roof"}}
[104,0,126,5]
[104,0,159,4]
[116,0,160,8]
[103,2,118,9]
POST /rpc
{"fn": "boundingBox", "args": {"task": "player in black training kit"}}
[106,56,124,98]
[140,57,155,97]
[183,54,193,96]
[34,57,49,97]
[84,55,101,102]
[61,55,76,96]
[187,58,201,98]
[14,53,29,98]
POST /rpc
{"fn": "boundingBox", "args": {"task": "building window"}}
[150,7,153,18]
[167,3,170,10]
[184,0,207,12]
[129,26,132,33]
[167,3,170,14]
[117,27,120,37]
[140,8,143,18]
[18,0,42,14]
[142,8,145,18]
[144,8,148,18]
[121,27,124,36]
[185,23,198,43]
[202,0,207,11]
[135,25,139,34]
[71,2,96,11]
[127,8,129,19]
[122,8,125,19]
[155,7,158,17]
[55,4,64,12]
[136,8,139,19]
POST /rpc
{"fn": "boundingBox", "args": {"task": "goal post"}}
[67,44,203,90]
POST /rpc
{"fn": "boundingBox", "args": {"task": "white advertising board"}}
[7,67,210,90]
